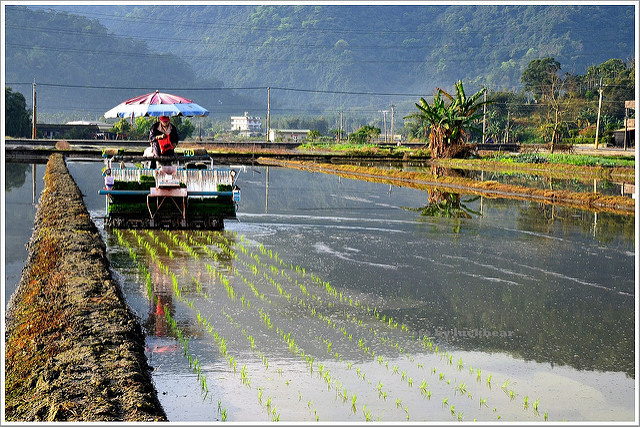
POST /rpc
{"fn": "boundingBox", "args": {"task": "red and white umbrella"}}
[104,90,209,118]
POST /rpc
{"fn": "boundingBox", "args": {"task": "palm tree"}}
[405,81,490,158]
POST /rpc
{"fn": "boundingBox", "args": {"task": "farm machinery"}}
[99,152,241,229]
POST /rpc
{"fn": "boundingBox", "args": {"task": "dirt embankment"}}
[258,158,635,215]
[5,154,167,422]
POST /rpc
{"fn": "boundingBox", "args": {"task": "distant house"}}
[230,112,262,136]
[268,129,311,143]
[612,100,635,148]
[38,121,114,139]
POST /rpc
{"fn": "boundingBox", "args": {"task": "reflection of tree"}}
[392,271,634,378]
[406,189,481,219]
[5,163,29,192]
[517,201,635,245]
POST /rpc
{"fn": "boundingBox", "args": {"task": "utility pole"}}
[390,105,395,145]
[379,110,389,143]
[266,87,271,143]
[505,110,510,144]
[32,78,37,140]
[623,103,628,151]
[339,110,343,143]
[594,77,603,150]
[482,90,487,144]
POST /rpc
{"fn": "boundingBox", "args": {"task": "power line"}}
[4,81,435,98]
[6,81,633,103]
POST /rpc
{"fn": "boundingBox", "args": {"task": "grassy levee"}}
[4,154,167,422]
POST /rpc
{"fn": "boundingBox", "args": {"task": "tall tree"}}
[5,87,32,138]
[405,81,489,158]
[521,58,561,102]
[522,58,570,151]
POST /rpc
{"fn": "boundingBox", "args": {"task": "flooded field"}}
[4,161,636,422]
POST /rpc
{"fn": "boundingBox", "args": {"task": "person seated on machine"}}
[148,115,179,168]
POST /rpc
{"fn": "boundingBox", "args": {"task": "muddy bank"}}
[258,158,635,215]
[5,154,167,421]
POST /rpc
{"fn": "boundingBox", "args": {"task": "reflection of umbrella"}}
[104,90,209,118]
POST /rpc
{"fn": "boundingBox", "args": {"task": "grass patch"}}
[495,153,634,168]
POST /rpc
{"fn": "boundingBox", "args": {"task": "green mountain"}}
[5,4,635,124]
[4,6,253,122]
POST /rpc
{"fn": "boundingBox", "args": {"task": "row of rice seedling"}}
[184,232,469,421]
[141,229,360,422]
[202,231,549,421]
[189,232,460,420]
[117,229,285,422]
[112,230,231,420]
[160,230,382,421]
[118,229,548,422]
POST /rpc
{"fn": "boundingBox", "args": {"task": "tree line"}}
[403,57,635,151]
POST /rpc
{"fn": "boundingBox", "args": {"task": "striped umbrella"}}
[104,90,209,118]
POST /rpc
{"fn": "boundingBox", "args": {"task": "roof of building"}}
[270,129,311,133]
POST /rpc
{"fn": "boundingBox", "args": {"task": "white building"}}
[230,112,262,135]
[268,129,311,143]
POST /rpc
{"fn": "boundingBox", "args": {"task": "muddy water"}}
[4,161,636,422]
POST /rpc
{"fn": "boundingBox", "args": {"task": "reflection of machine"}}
[99,154,241,229]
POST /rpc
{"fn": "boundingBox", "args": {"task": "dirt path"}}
[5,154,167,421]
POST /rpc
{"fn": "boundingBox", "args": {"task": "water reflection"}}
[4,161,636,422]
[404,190,481,219]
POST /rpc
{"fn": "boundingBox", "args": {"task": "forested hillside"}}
[4,6,253,122]
[5,4,635,128]
[46,5,634,92]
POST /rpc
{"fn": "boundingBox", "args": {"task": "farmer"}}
[149,115,179,167]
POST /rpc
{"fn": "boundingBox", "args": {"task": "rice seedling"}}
[533,398,540,413]
[363,405,372,422]
[523,395,529,410]
[442,397,449,407]
[456,381,467,396]
[480,397,488,408]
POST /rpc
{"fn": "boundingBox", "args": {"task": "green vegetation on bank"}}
[299,141,634,168]
[493,153,634,168]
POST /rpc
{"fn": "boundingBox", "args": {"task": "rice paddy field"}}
[5,161,636,422]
